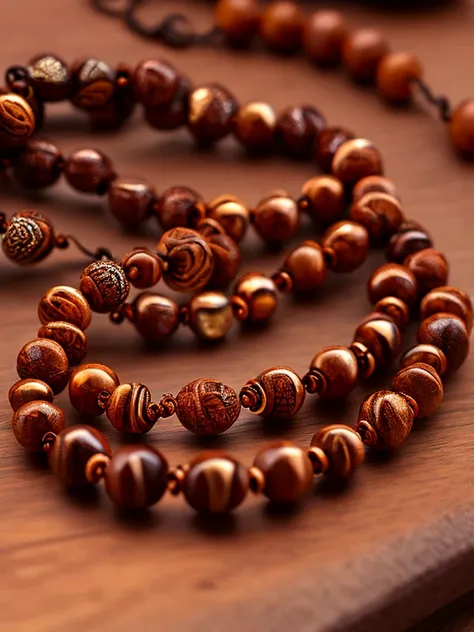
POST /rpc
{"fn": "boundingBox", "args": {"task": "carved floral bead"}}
[332,139,383,186]
[252,193,299,246]
[233,273,278,322]
[275,106,326,158]
[207,195,250,243]
[17,338,69,394]
[70,58,115,111]
[240,366,305,419]
[9,378,54,412]
[188,84,238,144]
[392,362,443,418]
[154,186,206,231]
[300,175,345,225]
[308,346,359,398]
[3,211,55,265]
[69,363,120,417]
[311,425,365,477]
[121,248,162,289]
[0,93,35,149]
[321,220,369,273]
[80,260,130,313]
[131,292,180,342]
[352,175,398,204]
[12,401,65,453]
[106,383,157,434]
[38,285,91,330]
[400,344,447,376]
[233,101,276,151]
[356,390,416,450]
[368,263,418,306]
[350,192,404,241]
[353,316,402,368]
[281,241,327,292]
[188,292,234,341]
[417,313,469,372]
[404,248,449,295]
[38,321,87,365]
[27,54,72,101]
[420,286,473,333]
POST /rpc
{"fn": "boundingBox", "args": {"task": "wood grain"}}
[1,1,474,630]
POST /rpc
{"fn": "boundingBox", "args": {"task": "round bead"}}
[48,425,111,487]
[321,220,369,273]
[260,1,304,53]
[0,93,35,149]
[86,65,136,130]
[368,263,418,306]
[133,59,179,108]
[357,390,415,449]
[203,229,241,290]
[207,195,250,243]
[374,296,410,330]
[301,176,345,225]
[420,286,473,333]
[303,10,348,66]
[188,292,234,341]
[253,441,313,503]
[12,401,65,453]
[353,317,402,368]
[350,192,404,241]
[38,285,91,330]
[281,241,327,292]
[252,193,299,246]
[400,344,447,376]
[342,28,390,83]
[38,321,87,365]
[2,210,55,265]
[104,445,168,508]
[13,139,63,189]
[64,148,115,194]
[332,138,383,186]
[352,175,398,204]
[188,84,238,145]
[315,126,354,172]
[274,106,326,158]
[17,338,69,394]
[449,99,474,157]
[176,378,241,435]
[392,362,443,418]
[311,425,364,477]
[8,378,54,412]
[106,383,156,434]
[69,363,120,417]
[70,58,114,111]
[27,54,71,101]
[131,292,180,342]
[376,52,423,103]
[183,452,249,513]
[240,367,305,419]
[404,248,449,296]
[309,346,359,398]
[154,186,206,231]
[233,273,278,322]
[386,220,433,263]
[215,0,261,46]
[417,313,469,372]
[121,248,162,290]
[108,177,155,226]
[233,101,276,151]
[80,260,130,313]
[144,76,191,131]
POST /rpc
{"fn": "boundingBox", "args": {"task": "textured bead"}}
[131,292,180,342]
[104,445,169,508]
[108,178,155,226]
[17,338,69,394]
[203,228,241,290]
[342,28,390,83]
[376,52,423,103]
[368,263,418,306]
[13,139,63,189]
[392,362,443,418]
[374,296,410,330]
[281,241,327,292]
[133,59,179,108]
[80,260,130,313]
[38,285,91,330]
[404,248,449,296]
[274,106,326,158]
[176,378,240,435]
[448,99,474,157]
[260,1,304,53]
[352,175,398,204]
[353,316,402,368]
[70,58,114,111]
[332,138,383,186]
[315,126,355,172]
[12,401,65,453]
[27,54,71,101]
[311,425,364,477]
[106,383,157,434]
[303,10,348,66]
[2,210,55,265]
[9,378,54,412]
[417,313,469,372]
[64,148,115,195]
[233,273,278,322]
[0,93,35,149]
[356,390,415,449]
[233,101,276,151]
[38,321,87,365]
[121,248,162,290]
[188,84,238,144]
[400,344,447,376]
[386,220,433,263]
[420,286,473,333]
[321,220,369,273]
[252,192,299,245]
[350,192,404,241]
[207,195,250,243]
[154,186,206,231]
[300,175,345,225]
[188,292,234,341]
[69,363,120,416]
[308,346,359,398]
[144,75,191,131]
[240,367,305,419]
[215,0,261,46]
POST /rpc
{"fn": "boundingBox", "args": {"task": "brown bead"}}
[8,378,54,412]
[38,321,87,365]
[69,363,119,417]
[392,362,443,418]
[356,390,415,449]
[153,186,206,231]
[253,441,313,503]
[417,313,469,372]
[233,273,278,322]
[368,263,418,306]
[233,101,276,152]
[27,54,71,101]
[274,106,326,158]
[184,452,249,513]
[80,260,130,313]
[311,425,364,477]
[12,401,65,453]
[352,175,398,204]
[386,220,433,263]
[38,285,92,330]
[303,10,348,66]
[353,316,402,369]
[308,346,359,398]
[332,138,383,186]
[106,383,156,434]
[321,220,369,273]
[204,229,241,290]
[252,192,299,246]
[350,192,404,241]
[131,292,180,342]
[260,1,304,53]
[64,148,115,195]
[87,64,135,130]
[215,0,261,46]
[70,58,114,111]
[448,99,474,157]
[207,195,250,243]
[0,93,35,150]
[315,126,355,173]
[188,84,238,145]
[13,139,63,189]
[2,210,55,265]
[400,344,447,376]
[176,379,241,435]
[133,59,179,108]
[376,52,423,103]
[420,286,473,333]
[144,75,191,131]
[48,425,111,487]
[188,292,234,341]
[281,241,327,292]
[404,248,449,296]
[104,445,168,508]
[108,177,155,226]
[342,28,390,83]
[374,296,410,330]
[17,338,69,394]
[240,366,305,419]
[300,175,345,225]
[121,248,162,290]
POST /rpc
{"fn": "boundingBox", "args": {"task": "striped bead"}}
[106,383,157,434]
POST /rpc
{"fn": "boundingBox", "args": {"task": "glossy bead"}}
[353,317,402,368]
[176,378,241,435]
[342,28,390,83]
[188,292,234,341]
[308,346,359,398]
[104,445,168,508]
[274,106,326,158]
[315,126,355,173]
[356,390,415,449]
[144,75,191,131]
[303,10,348,66]
[188,84,238,144]
[420,286,473,333]
[80,260,130,313]
[48,425,111,487]
[133,59,179,108]
[417,313,469,372]
[38,285,92,330]
[233,273,278,322]
[321,220,369,273]
[38,321,87,365]
[13,139,63,189]
[404,248,449,295]
[300,175,345,225]
[252,192,299,246]
[392,362,443,418]
[311,425,364,477]
[352,175,398,204]
[87,65,135,130]
[121,248,162,290]
[204,229,241,290]
[260,1,304,53]
[131,292,180,342]
[215,0,261,46]
[332,138,383,186]
[106,383,156,434]
[0,93,35,149]
[207,195,250,243]
[368,263,418,306]
[64,148,115,195]
[281,241,327,292]
[253,441,313,503]
[448,99,474,157]
[68,363,119,417]
[400,344,447,376]
[108,177,155,226]
[8,378,54,412]
[154,186,205,231]
[2,210,55,265]
[26,54,71,101]
[387,220,433,263]
[183,452,249,513]
[377,52,423,103]
[12,401,65,453]
[233,101,276,152]
[374,296,410,330]
[70,58,114,111]
[350,192,404,241]
[17,338,69,394]
[240,367,305,419]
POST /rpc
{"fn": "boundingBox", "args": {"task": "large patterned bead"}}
[2,211,55,265]
[356,389,416,450]
[106,383,157,434]
[0,93,35,149]
[80,260,130,313]
[38,321,87,365]
[392,362,443,418]
[240,367,305,420]
[310,425,365,478]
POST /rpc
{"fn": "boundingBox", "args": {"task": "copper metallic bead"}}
[38,321,87,365]
[303,10,348,66]
[386,220,433,263]
[17,338,69,394]
[108,178,155,226]
[253,193,299,246]
[356,390,415,450]
[308,346,359,398]
[233,101,276,151]
[49,425,111,487]
[0,93,35,149]
[121,248,162,290]
[13,139,63,190]
[274,106,326,158]
[315,126,355,173]
[131,292,180,342]
[176,378,241,435]
[38,285,92,330]
[80,260,130,313]
[144,75,191,131]
[311,425,365,478]
[350,192,404,241]
[260,1,304,53]
[448,99,474,157]
[342,28,390,83]
[69,363,120,417]
[207,195,250,243]
[9,378,54,412]
[352,175,398,204]
[240,366,305,420]
[188,292,234,341]
[417,313,469,372]
[183,452,249,513]
[233,272,278,322]
[368,263,418,306]
[321,220,369,273]
[300,175,345,225]
[353,316,402,369]
[281,241,327,292]
[400,344,447,377]
[215,0,261,46]
[104,445,169,508]
[404,248,449,296]
[27,54,72,101]
[64,148,115,195]
[133,59,179,108]
[70,58,114,111]
[188,83,238,145]
[154,186,206,231]
[374,296,410,330]
[204,229,241,290]
[12,401,65,453]
[376,52,423,103]
[106,383,157,434]
[332,138,383,186]
[392,362,443,418]
[253,441,313,503]
[2,210,55,265]
[420,286,473,333]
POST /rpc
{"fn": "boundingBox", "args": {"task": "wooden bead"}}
[49,425,111,487]
[233,102,276,152]
[275,106,326,158]
[188,84,238,144]
[252,193,299,246]
[215,0,261,46]
[376,52,423,103]
[332,138,383,186]
[80,260,130,313]
[281,241,327,292]
[417,313,469,372]
[311,425,364,477]
[368,263,418,306]
[70,58,114,111]
[2,210,55,265]
[69,363,119,417]
[350,192,404,241]
[420,286,473,333]
[240,367,305,419]
[308,346,359,398]
[303,10,348,66]
[356,390,415,449]
[207,195,250,243]
[353,317,402,368]
[449,99,474,157]
[108,178,155,226]
[321,220,369,273]
[154,186,206,231]
[86,64,136,130]
[106,383,156,434]
[104,445,168,508]
[204,229,241,290]
[400,344,447,376]
[64,148,115,195]
[188,292,234,341]
[352,175,398,204]
[342,28,390,83]
[27,54,71,101]
[184,452,249,513]
[38,285,91,330]
[404,248,449,296]
[176,378,240,435]
[38,321,87,365]
[0,93,35,149]
[12,401,65,453]
[253,441,313,503]
[13,139,63,189]
[300,175,345,225]
[315,126,355,172]
[260,1,304,53]
[233,273,278,322]
[17,338,69,394]
[133,59,179,108]
[131,292,180,342]
[8,378,54,412]
[392,362,443,418]
[386,220,433,263]
[374,296,410,330]
[121,248,162,290]
[144,76,191,131]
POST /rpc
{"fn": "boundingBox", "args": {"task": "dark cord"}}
[56,234,115,261]
[413,77,452,123]
[90,0,129,18]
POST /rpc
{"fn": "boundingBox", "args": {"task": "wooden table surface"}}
[2,1,474,631]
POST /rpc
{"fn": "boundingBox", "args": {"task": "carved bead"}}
[27,54,72,101]
[252,193,299,246]
[274,106,326,158]
[386,220,433,263]
[332,139,383,186]
[204,229,241,290]
[131,292,180,342]
[106,383,157,434]
[240,367,305,420]
[70,58,115,111]
[133,59,179,108]
[350,192,404,241]
[356,390,415,449]
[300,175,345,225]
[233,101,276,152]
[38,285,91,330]
[64,148,115,195]
[311,425,365,477]
[188,84,238,144]
[215,0,262,46]
[121,248,162,289]
[374,296,410,330]
[400,344,447,376]
[342,28,390,83]
[38,321,87,365]
[9,378,54,412]
[315,125,354,172]
[12,401,65,453]
[13,139,63,189]
[108,178,155,226]
[154,186,206,231]
[0,93,35,149]
[69,363,119,416]
[404,248,449,295]
[417,313,469,372]
[281,241,327,292]
[207,195,250,243]
[392,362,443,418]
[188,292,234,341]
[368,263,418,306]
[233,273,278,322]
[308,346,359,398]
[420,286,473,333]
[352,175,398,204]
[80,260,130,313]
[17,338,69,394]
[260,1,304,53]
[353,316,402,368]
[3,211,55,265]
[321,220,369,273]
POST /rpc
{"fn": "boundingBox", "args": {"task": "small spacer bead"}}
[350,341,376,379]
[109,310,125,325]
[297,195,310,212]
[42,431,57,453]
[158,393,177,418]
[271,270,293,293]
[85,453,110,484]
[248,466,266,494]
[54,234,69,250]
[302,369,327,395]
[167,465,189,496]
[231,295,249,321]
[355,420,378,447]
[98,390,113,411]
[306,446,329,475]
[179,305,189,324]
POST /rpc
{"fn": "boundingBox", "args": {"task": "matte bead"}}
[64,148,115,194]
[131,292,180,342]
[108,178,155,226]
[133,59,179,108]
[368,263,418,306]
[17,338,69,394]
[38,321,87,365]
[321,220,369,273]
[400,344,447,376]
[8,378,54,412]
[188,292,234,341]
[188,84,238,144]
[233,273,278,322]
[377,52,423,103]
[2,211,55,265]
[13,139,63,189]
[154,186,206,231]
[352,175,398,204]
[106,383,156,434]
[420,286,473,333]
[215,0,261,46]
[143,76,191,130]
[353,316,402,368]
[404,248,449,295]
[233,101,276,151]
[274,106,326,158]
[301,175,345,224]
[311,425,364,477]
[70,58,114,111]
[240,367,305,419]
[374,296,410,330]
[303,10,348,66]
[417,313,469,372]
[342,28,390,83]
[332,138,383,186]
[392,362,443,418]
[207,195,250,243]
[252,193,299,245]
[315,126,355,172]
[12,401,65,453]
[69,363,120,416]
[357,390,415,449]
[386,220,433,263]
[281,240,327,292]
[121,248,162,290]
[27,54,71,101]
[260,1,304,53]
[309,346,359,398]
[80,260,130,313]
[448,99,474,157]
[350,192,404,241]
[38,285,92,330]
[0,93,35,149]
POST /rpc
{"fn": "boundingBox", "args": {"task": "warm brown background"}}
[1,1,474,631]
